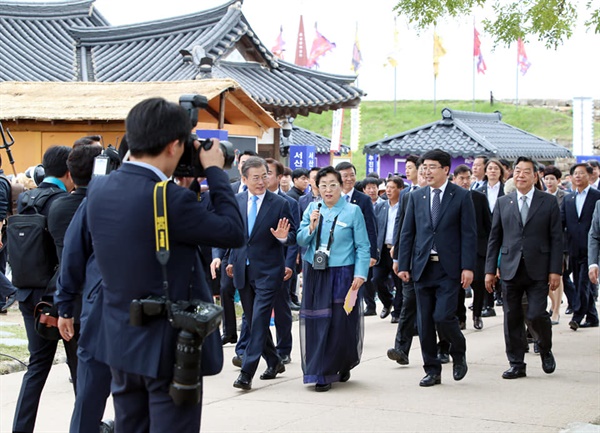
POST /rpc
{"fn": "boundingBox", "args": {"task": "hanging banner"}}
[350,106,361,152]
[330,108,344,152]
[366,153,379,176]
[289,145,316,169]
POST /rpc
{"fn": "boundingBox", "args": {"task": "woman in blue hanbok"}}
[297,166,370,392]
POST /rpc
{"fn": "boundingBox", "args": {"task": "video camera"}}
[92,145,122,177]
[174,94,235,178]
[129,295,222,405]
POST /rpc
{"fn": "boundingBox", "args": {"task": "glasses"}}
[247,175,268,183]
[318,183,340,191]
[422,165,443,172]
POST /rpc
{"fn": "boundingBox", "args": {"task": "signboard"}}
[289,145,317,169]
[366,153,379,176]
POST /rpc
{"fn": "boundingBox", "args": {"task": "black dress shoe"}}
[437,352,450,364]
[459,321,466,330]
[233,372,252,390]
[289,301,301,311]
[390,316,399,324]
[380,306,391,319]
[363,309,376,316]
[481,307,496,317]
[315,383,331,392]
[280,355,292,365]
[495,299,504,307]
[502,366,526,379]
[473,316,483,330]
[260,362,285,380]
[465,287,473,298]
[419,374,441,387]
[565,307,573,315]
[580,321,599,328]
[232,355,243,368]
[221,334,238,345]
[387,348,409,365]
[541,351,556,374]
[453,358,468,381]
[569,320,579,331]
[1,293,16,312]
[339,371,351,382]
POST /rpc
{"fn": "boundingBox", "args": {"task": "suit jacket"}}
[348,189,379,260]
[48,187,87,259]
[561,187,600,260]
[278,190,300,270]
[470,190,492,259]
[86,164,244,379]
[486,188,563,281]
[393,187,416,261]
[587,200,600,267]
[398,182,476,281]
[229,189,295,290]
[374,199,398,262]
[553,188,567,207]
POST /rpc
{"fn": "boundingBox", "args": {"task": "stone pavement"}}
[1,300,599,433]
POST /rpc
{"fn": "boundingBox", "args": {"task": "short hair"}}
[316,166,342,186]
[514,156,538,171]
[474,155,489,165]
[406,154,420,167]
[125,97,191,157]
[363,177,380,187]
[241,156,268,177]
[543,165,562,179]
[334,161,356,173]
[309,166,320,175]
[292,167,309,180]
[67,145,103,186]
[587,159,600,168]
[265,158,284,177]
[422,149,451,168]
[387,176,405,189]
[453,164,472,177]
[42,145,72,178]
[282,167,293,177]
[485,158,506,182]
[498,158,511,170]
[366,171,380,179]
[239,149,259,160]
[73,135,102,148]
[570,163,593,176]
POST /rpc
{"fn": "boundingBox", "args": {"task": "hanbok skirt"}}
[300,262,364,385]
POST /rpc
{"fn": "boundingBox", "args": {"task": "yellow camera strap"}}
[154,180,170,264]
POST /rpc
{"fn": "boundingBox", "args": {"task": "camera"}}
[129,296,222,405]
[174,94,235,178]
[93,145,123,176]
[313,250,329,271]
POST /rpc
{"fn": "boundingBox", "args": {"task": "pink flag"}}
[473,27,487,74]
[307,23,336,68]
[272,26,285,60]
[517,38,531,76]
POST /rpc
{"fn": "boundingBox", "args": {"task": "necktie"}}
[431,189,441,227]
[242,184,248,192]
[520,196,529,225]
[345,194,350,203]
[248,195,258,236]
[412,185,417,191]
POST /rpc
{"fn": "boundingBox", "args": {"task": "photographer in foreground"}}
[83,97,244,432]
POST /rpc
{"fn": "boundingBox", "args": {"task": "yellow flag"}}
[384,17,400,67]
[433,32,446,77]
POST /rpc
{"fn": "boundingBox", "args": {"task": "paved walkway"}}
[1,301,599,432]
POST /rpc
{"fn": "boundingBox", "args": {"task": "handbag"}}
[34,300,61,341]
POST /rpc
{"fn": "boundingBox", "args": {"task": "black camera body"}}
[129,296,222,405]
[174,94,235,178]
[313,250,329,271]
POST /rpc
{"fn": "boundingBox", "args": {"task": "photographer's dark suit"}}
[486,189,562,368]
[398,182,476,377]
[229,190,295,380]
[85,164,243,432]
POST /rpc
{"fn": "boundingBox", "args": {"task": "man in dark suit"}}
[452,165,491,330]
[11,145,74,433]
[335,161,379,315]
[485,156,562,380]
[562,163,600,330]
[228,156,296,391]
[84,97,244,432]
[373,176,404,320]
[398,149,476,387]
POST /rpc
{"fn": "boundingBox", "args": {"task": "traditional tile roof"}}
[363,108,572,160]
[284,126,349,155]
[0,0,364,120]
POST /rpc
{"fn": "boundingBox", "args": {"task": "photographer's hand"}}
[226,264,233,278]
[210,258,221,279]
[198,138,225,169]
[284,267,293,281]
[58,317,75,342]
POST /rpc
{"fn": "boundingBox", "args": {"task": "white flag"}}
[330,109,344,152]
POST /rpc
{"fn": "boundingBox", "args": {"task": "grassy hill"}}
[294,100,597,178]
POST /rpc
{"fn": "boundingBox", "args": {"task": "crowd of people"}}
[1,97,599,432]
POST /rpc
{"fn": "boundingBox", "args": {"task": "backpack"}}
[0,173,23,217]
[7,187,63,288]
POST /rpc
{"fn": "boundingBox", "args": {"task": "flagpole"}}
[472,18,476,111]
[394,66,397,116]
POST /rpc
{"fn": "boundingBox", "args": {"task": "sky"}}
[86,0,599,102]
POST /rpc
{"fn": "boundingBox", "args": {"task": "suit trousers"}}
[501,258,552,367]
[360,268,377,311]
[372,246,402,315]
[570,256,599,325]
[70,347,112,433]
[111,368,201,433]
[414,261,466,376]
[393,280,417,355]
[219,266,237,338]
[238,267,281,377]
[273,278,293,358]
[13,289,78,433]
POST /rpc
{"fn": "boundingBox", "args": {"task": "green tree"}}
[393,0,600,48]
